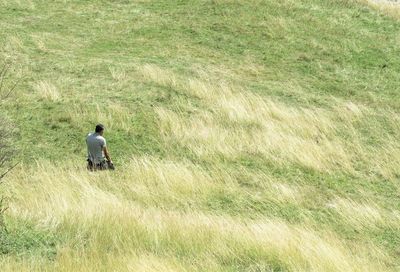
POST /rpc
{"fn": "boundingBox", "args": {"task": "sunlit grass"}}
[143,64,400,179]
[1,160,392,271]
[1,0,400,270]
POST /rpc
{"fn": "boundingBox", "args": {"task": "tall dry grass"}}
[1,0,399,270]
[1,159,392,271]
[33,81,60,101]
[139,64,400,179]
[3,62,397,270]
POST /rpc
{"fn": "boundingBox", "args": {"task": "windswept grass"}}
[1,161,393,271]
[141,64,400,179]
[1,0,400,271]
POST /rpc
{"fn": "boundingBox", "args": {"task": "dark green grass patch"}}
[0,217,61,260]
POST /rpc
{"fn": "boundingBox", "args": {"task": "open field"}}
[1,0,400,271]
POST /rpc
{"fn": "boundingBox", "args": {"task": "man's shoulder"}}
[98,135,106,144]
[87,132,105,142]
[95,134,106,144]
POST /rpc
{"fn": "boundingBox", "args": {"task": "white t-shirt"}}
[86,132,106,163]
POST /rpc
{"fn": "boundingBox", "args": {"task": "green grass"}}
[0,218,59,259]
[1,0,399,162]
[1,0,400,271]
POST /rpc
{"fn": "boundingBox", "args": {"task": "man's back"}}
[86,132,106,164]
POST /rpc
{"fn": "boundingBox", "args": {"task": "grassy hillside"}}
[1,0,400,271]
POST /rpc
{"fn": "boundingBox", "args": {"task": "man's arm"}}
[103,146,112,163]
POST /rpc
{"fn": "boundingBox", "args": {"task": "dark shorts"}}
[87,160,108,171]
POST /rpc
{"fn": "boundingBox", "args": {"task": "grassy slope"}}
[1,0,400,271]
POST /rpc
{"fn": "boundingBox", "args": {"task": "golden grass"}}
[329,197,384,230]
[139,64,400,179]
[1,1,399,270]
[329,197,400,231]
[2,160,392,271]
[33,81,61,101]
[139,64,351,172]
[6,158,301,217]
[67,102,133,132]
[3,62,394,270]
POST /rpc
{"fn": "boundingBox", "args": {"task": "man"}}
[86,124,114,171]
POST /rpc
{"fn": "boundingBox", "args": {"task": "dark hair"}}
[95,124,105,133]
